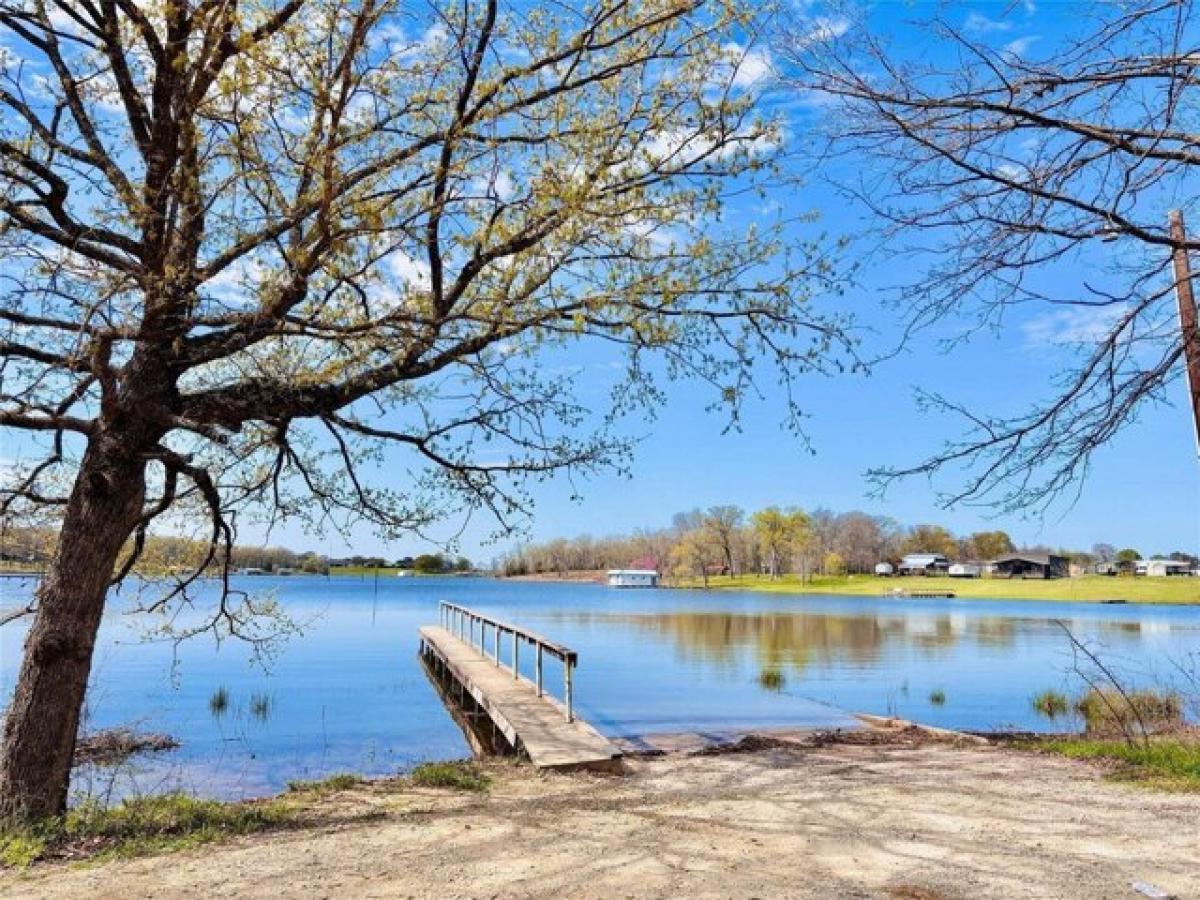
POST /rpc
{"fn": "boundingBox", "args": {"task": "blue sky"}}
[291,1,1192,564]
[2,1,1197,563]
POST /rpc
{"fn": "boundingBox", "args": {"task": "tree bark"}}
[0,436,146,823]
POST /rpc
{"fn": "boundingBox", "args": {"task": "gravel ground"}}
[4,733,1197,899]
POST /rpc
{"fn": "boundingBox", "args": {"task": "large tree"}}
[786,0,1200,509]
[701,504,743,576]
[0,0,848,822]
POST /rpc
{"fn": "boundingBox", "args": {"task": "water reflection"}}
[567,610,1036,670]
[2,575,1196,801]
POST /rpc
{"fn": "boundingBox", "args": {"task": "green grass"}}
[1032,689,1071,719]
[680,573,1200,604]
[410,761,491,792]
[1,793,294,868]
[285,773,363,795]
[928,689,947,706]
[1034,737,1200,791]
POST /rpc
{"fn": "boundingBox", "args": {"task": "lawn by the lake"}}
[684,574,1200,604]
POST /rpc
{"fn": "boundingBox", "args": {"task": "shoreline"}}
[9,724,1198,898]
[501,571,1200,604]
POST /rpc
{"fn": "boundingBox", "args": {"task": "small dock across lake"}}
[883,588,957,599]
[418,602,622,773]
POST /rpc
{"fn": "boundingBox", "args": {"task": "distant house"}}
[1140,559,1192,577]
[992,553,1068,580]
[948,562,982,578]
[607,569,659,588]
[874,562,895,576]
[897,553,950,576]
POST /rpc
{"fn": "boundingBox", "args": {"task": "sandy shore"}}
[5,732,1198,899]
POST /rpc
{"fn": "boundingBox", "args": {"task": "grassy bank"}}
[1028,736,1200,791]
[678,573,1200,604]
[0,761,489,868]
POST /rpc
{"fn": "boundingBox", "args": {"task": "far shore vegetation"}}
[676,573,1199,605]
[497,505,1198,604]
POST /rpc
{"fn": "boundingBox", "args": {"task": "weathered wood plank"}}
[419,626,622,772]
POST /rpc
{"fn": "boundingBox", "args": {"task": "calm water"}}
[1,575,1197,800]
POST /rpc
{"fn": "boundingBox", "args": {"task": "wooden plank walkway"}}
[419,625,622,773]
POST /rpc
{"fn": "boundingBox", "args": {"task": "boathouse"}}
[992,553,1068,579]
[607,569,660,588]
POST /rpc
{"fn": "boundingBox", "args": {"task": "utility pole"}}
[1168,209,1200,458]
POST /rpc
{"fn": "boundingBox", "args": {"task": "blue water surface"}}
[1,575,1197,800]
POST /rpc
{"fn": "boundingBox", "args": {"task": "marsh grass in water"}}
[1032,690,1070,719]
[928,689,946,706]
[411,761,490,792]
[758,668,785,692]
[0,793,294,868]
[1074,688,1182,737]
[249,692,272,722]
[208,685,230,718]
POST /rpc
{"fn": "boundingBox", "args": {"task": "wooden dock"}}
[419,604,622,773]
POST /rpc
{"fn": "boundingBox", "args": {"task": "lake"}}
[1,575,1197,800]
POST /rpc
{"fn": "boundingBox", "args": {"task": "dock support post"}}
[535,644,543,697]
[494,624,501,666]
[512,631,519,679]
[564,662,574,723]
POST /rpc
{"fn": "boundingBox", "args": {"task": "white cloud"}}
[387,251,431,290]
[964,12,1012,35]
[1021,305,1128,348]
[790,16,851,50]
[1003,36,1040,57]
[720,43,774,89]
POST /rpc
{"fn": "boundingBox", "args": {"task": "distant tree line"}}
[497,507,1199,582]
[0,526,471,576]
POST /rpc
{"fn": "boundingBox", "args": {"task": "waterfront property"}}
[993,553,1069,579]
[897,553,950,576]
[607,569,660,588]
[1139,559,1194,577]
[874,562,895,576]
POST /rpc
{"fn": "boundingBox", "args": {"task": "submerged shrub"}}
[1032,690,1070,719]
[928,689,946,706]
[1075,688,1182,737]
[249,693,272,722]
[758,668,785,692]
[208,686,230,718]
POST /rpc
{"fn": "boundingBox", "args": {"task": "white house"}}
[607,569,660,588]
[874,562,895,576]
[1141,559,1193,577]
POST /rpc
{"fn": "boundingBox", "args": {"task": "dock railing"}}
[438,601,579,723]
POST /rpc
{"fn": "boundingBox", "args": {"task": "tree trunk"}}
[0,437,146,824]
